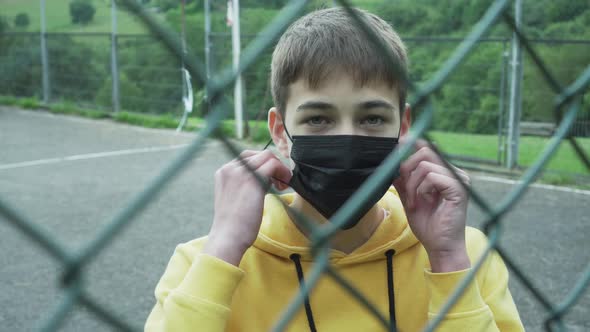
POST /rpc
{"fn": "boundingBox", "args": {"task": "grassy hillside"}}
[0,0,162,34]
[3,0,590,37]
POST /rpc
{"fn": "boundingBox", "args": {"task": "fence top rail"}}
[2,31,590,45]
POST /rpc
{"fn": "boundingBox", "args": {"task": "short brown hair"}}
[270,7,409,118]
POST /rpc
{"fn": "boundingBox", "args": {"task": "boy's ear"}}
[268,107,290,158]
[399,103,412,138]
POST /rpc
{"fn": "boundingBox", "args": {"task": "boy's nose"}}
[333,122,361,136]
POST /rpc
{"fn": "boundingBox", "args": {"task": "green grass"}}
[0,95,42,109]
[112,111,202,130]
[0,0,161,34]
[430,131,590,175]
[51,101,110,119]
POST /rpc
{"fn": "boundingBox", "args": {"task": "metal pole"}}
[40,0,50,104]
[506,0,523,169]
[497,40,509,165]
[204,0,212,115]
[232,0,244,139]
[181,0,187,91]
[111,0,120,113]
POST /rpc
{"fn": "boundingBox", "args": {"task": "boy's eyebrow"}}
[357,100,396,111]
[295,101,336,112]
[296,100,396,112]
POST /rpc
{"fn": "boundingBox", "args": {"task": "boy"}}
[145,7,524,332]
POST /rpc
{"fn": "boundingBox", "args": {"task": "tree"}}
[70,0,96,25]
[547,0,589,23]
[154,0,180,12]
[0,16,8,34]
[14,13,30,29]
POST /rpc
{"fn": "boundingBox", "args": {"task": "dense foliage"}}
[369,0,590,133]
[0,16,8,34]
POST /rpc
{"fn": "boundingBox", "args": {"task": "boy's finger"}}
[239,149,259,158]
[400,145,448,178]
[257,158,292,187]
[400,147,439,176]
[405,161,448,208]
[398,137,429,151]
[229,150,261,166]
[415,172,463,203]
[236,150,277,171]
[271,177,290,191]
[413,138,430,151]
[403,139,467,176]
[270,178,286,191]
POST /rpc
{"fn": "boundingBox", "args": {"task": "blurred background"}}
[0,0,589,331]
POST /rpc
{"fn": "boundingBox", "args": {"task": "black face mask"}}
[287,134,400,230]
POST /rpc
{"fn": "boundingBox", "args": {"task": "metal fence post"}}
[40,0,50,104]
[506,0,523,169]
[204,0,212,115]
[231,0,245,139]
[497,39,509,165]
[111,0,121,113]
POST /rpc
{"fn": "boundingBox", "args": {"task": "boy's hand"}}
[203,150,292,266]
[393,139,471,273]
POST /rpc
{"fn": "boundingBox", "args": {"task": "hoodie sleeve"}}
[424,230,524,332]
[145,239,245,332]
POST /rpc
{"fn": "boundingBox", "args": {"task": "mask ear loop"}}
[263,114,293,149]
[263,139,273,150]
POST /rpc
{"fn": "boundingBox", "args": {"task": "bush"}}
[14,13,30,28]
[70,0,96,25]
[117,40,183,113]
[95,73,146,111]
[0,37,42,97]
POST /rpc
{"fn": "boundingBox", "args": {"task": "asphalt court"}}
[0,107,588,331]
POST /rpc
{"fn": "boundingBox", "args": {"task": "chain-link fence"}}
[0,31,187,114]
[1,0,589,331]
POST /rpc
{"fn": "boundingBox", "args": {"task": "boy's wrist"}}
[427,247,471,273]
[203,233,249,267]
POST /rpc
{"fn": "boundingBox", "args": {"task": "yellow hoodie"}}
[145,188,524,331]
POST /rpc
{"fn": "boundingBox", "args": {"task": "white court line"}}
[0,144,189,170]
[473,174,590,196]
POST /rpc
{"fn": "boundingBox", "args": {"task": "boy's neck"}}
[288,194,384,255]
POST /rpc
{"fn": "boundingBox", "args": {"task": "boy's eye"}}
[306,116,330,127]
[361,115,385,126]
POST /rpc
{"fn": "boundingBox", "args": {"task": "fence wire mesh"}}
[1,0,589,331]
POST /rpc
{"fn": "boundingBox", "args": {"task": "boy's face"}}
[269,72,411,159]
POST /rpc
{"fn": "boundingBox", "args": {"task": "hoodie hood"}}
[253,186,419,264]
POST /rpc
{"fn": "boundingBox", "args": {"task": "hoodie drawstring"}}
[385,249,397,331]
[290,251,397,332]
[290,253,318,332]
